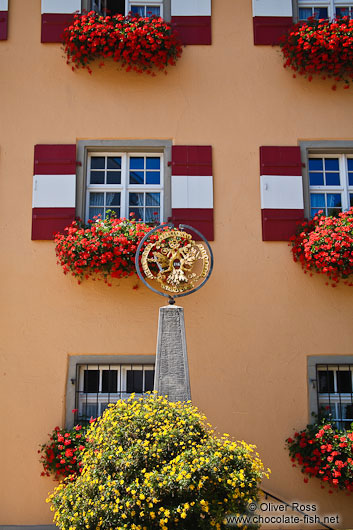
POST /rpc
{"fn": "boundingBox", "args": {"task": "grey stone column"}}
[154,305,191,402]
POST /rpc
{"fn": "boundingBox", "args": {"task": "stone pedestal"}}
[154,305,191,402]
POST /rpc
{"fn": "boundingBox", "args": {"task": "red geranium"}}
[63,11,183,74]
[286,417,353,492]
[39,425,87,480]
[54,215,154,285]
[290,209,353,285]
[280,16,353,88]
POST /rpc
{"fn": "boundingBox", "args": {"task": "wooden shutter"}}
[171,145,214,241]
[0,0,8,40]
[171,0,211,45]
[252,0,293,45]
[260,146,304,241]
[32,145,76,240]
[41,0,81,43]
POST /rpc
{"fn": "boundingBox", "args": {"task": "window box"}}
[280,16,353,88]
[63,11,182,74]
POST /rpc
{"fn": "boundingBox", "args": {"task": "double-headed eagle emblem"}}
[141,229,209,293]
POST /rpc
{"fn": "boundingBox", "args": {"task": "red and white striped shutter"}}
[41,0,81,43]
[32,145,76,240]
[171,146,214,241]
[0,0,8,41]
[260,146,304,241]
[171,0,211,45]
[252,0,293,45]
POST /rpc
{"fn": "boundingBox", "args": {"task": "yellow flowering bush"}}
[48,394,267,529]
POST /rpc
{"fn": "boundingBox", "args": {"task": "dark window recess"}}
[145,370,155,391]
[318,370,334,393]
[84,370,99,393]
[337,371,352,393]
[127,370,143,393]
[102,370,118,393]
[107,0,125,15]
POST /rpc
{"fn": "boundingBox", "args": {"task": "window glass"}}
[316,365,353,429]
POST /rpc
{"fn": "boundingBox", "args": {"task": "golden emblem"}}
[141,229,210,294]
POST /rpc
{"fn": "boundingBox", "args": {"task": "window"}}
[86,152,163,223]
[308,154,353,217]
[297,1,353,20]
[316,364,353,429]
[73,362,155,424]
[308,356,353,429]
[84,0,165,17]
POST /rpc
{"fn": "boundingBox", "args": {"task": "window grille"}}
[73,363,155,424]
[316,364,353,429]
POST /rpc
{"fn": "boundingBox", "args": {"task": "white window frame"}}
[66,355,156,429]
[86,151,164,223]
[76,140,172,225]
[297,0,353,20]
[308,153,353,217]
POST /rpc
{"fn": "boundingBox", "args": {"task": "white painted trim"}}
[172,175,213,209]
[41,0,81,14]
[260,175,304,209]
[252,0,293,17]
[171,0,211,17]
[32,174,76,208]
[0,0,8,11]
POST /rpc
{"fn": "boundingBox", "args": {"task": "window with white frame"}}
[84,0,163,17]
[316,364,353,429]
[308,154,353,217]
[298,0,353,20]
[86,152,163,223]
[73,362,155,424]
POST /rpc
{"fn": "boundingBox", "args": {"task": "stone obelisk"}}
[154,305,191,402]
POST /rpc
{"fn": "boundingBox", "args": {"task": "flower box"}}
[63,12,183,75]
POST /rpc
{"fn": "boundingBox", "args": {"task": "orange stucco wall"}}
[2,0,353,526]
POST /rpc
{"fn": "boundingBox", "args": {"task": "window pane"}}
[82,403,98,419]
[91,157,105,169]
[337,371,352,393]
[89,207,104,219]
[89,192,104,206]
[90,171,105,185]
[318,370,334,393]
[131,5,145,15]
[107,157,121,170]
[309,172,324,186]
[146,157,160,170]
[309,159,323,171]
[145,209,160,223]
[325,158,339,171]
[146,172,160,185]
[327,193,342,207]
[314,7,328,18]
[106,192,121,206]
[84,370,99,393]
[347,159,353,171]
[102,370,118,393]
[129,193,144,206]
[129,207,144,220]
[145,370,155,391]
[130,157,144,170]
[147,6,160,16]
[299,7,312,19]
[127,370,143,393]
[336,7,350,17]
[107,172,121,185]
[325,172,340,186]
[130,171,144,184]
[107,207,120,218]
[350,193,353,207]
[310,193,325,209]
[146,192,160,206]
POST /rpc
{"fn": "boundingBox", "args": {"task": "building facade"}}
[1,0,353,527]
